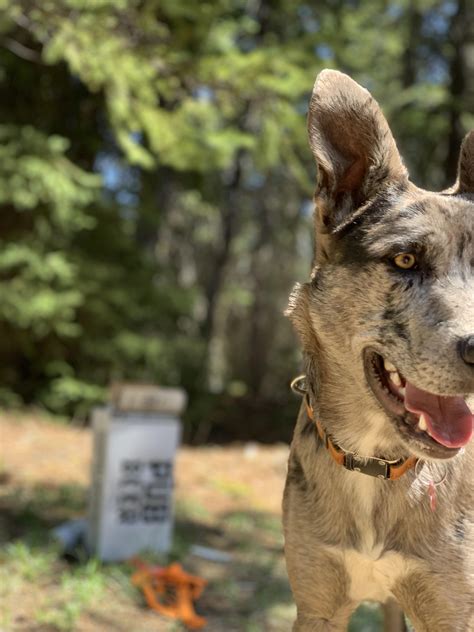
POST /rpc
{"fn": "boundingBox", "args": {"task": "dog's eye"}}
[393,253,417,270]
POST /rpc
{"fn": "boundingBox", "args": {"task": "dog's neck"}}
[304,352,409,461]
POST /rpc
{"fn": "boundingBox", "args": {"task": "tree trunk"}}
[200,159,242,346]
[444,0,472,185]
[247,192,271,397]
[401,3,422,88]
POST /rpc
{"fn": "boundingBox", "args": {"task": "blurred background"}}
[0,1,472,630]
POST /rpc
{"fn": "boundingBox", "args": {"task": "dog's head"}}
[288,70,474,460]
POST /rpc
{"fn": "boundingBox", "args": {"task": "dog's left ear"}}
[308,70,408,233]
[452,131,474,194]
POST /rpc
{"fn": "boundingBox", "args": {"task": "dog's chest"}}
[343,548,413,602]
[341,475,418,601]
[346,475,379,551]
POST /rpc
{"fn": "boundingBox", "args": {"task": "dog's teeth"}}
[384,360,397,372]
[399,386,406,397]
[390,372,401,387]
[418,414,428,432]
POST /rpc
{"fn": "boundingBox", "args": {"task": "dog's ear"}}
[308,70,408,234]
[285,282,322,398]
[286,282,318,354]
[453,131,474,194]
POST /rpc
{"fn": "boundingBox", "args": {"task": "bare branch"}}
[2,37,42,63]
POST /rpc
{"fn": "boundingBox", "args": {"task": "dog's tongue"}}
[404,382,473,448]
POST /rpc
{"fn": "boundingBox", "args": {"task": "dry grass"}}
[0,413,383,631]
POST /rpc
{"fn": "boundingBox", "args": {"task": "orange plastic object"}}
[130,558,207,629]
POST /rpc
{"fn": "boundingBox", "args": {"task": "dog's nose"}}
[459,335,474,365]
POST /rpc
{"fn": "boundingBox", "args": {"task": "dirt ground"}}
[0,416,293,632]
[0,412,287,515]
[0,413,382,632]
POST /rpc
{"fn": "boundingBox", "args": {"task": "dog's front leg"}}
[393,570,474,632]
[285,545,355,631]
[293,606,354,632]
[382,599,407,632]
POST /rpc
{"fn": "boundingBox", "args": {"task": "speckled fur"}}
[283,71,474,631]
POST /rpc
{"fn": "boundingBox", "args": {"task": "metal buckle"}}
[290,375,307,396]
[344,453,391,479]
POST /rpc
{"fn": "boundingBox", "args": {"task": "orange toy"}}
[130,558,207,629]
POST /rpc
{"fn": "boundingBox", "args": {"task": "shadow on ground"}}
[0,482,385,631]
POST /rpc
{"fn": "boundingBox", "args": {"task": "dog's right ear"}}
[454,130,474,194]
[308,70,408,237]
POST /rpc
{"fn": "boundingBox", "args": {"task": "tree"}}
[0,0,468,435]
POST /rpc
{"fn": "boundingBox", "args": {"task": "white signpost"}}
[87,384,185,561]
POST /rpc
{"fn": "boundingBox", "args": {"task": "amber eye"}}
[393,253,417,269]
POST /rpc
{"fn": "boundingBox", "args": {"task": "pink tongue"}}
[404,382,473,448]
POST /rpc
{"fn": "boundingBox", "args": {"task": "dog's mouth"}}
[364,349,473,459]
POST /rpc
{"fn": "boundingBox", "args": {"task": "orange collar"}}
[305,396,418,480]
[291,375,418,481]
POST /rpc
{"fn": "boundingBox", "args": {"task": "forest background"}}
[0,0,472,441]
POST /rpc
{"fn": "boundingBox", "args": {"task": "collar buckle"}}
[343,453,393,480]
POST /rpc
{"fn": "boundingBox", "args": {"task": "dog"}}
[283,70,474,632]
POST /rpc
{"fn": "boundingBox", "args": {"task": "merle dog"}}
[283,70,474,631]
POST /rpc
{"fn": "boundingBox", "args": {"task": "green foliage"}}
[0,125,98,228]
[3,541,59,581]
[0,124,97,338]
[3,540,106,630]
[0,0,469,419]
[36,560,107,631]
